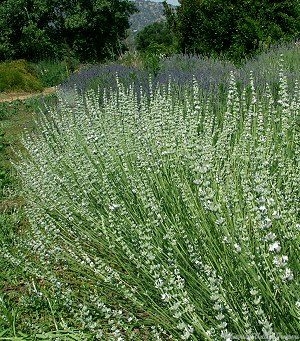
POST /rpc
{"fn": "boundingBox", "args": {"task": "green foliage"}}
[0,0,137,62]
[32,59,80,87]
[0,130,9,192]
[0,58,73,93]
[164,0,300,62]
[0,60,43,92]
[135,21,177,55]
[135,21,178,76]
[0,94,62,338]
[140,51,162,75]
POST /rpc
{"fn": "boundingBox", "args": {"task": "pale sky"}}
[148,0,179,5]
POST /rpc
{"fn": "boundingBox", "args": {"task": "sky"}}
[148,0,179,5]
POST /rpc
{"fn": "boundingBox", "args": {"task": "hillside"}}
[130,0,175,33]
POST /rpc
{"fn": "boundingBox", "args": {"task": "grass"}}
[0,96,72,339]
[0,44,299,339]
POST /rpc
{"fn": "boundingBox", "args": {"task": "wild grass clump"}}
[6,71,300,339]
[0,60,43,93]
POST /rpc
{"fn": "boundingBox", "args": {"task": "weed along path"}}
[0,86,57,103]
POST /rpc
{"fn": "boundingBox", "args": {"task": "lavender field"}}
[1,44,300,340]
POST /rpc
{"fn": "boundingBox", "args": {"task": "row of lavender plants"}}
[59,43,300,100]
[3,64,299,339]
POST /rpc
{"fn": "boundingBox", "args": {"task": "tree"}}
[0,0,137,62]
[135,21,177,55]
[163,0,300,62]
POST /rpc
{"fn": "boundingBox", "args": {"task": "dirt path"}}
[0,86,57,103]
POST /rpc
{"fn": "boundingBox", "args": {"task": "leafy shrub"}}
[0,60,43,93]
[32,58,80,87]
[135,21,177,55]
[140,51,163,75]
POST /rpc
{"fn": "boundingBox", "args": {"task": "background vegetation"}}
[0,0,136,62]
[135,21,177,55]
[163,0,300,62]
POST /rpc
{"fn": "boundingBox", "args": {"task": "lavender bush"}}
[158,54,236,90]
[59,56,234,98]
[60,63,149,94]
[59,42,299,106]
[5,69,299,339]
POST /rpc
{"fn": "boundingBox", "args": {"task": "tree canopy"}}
[0,0,137,62]
[135,21,176,55]
[163,0,300,62]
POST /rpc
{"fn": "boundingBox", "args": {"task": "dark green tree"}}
[163,0,300,62]
[0,0,137,62]
[135,21,177,55]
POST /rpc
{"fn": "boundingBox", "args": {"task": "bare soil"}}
[0,86,56,103]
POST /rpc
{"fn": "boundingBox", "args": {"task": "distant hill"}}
[130,0,175,33]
